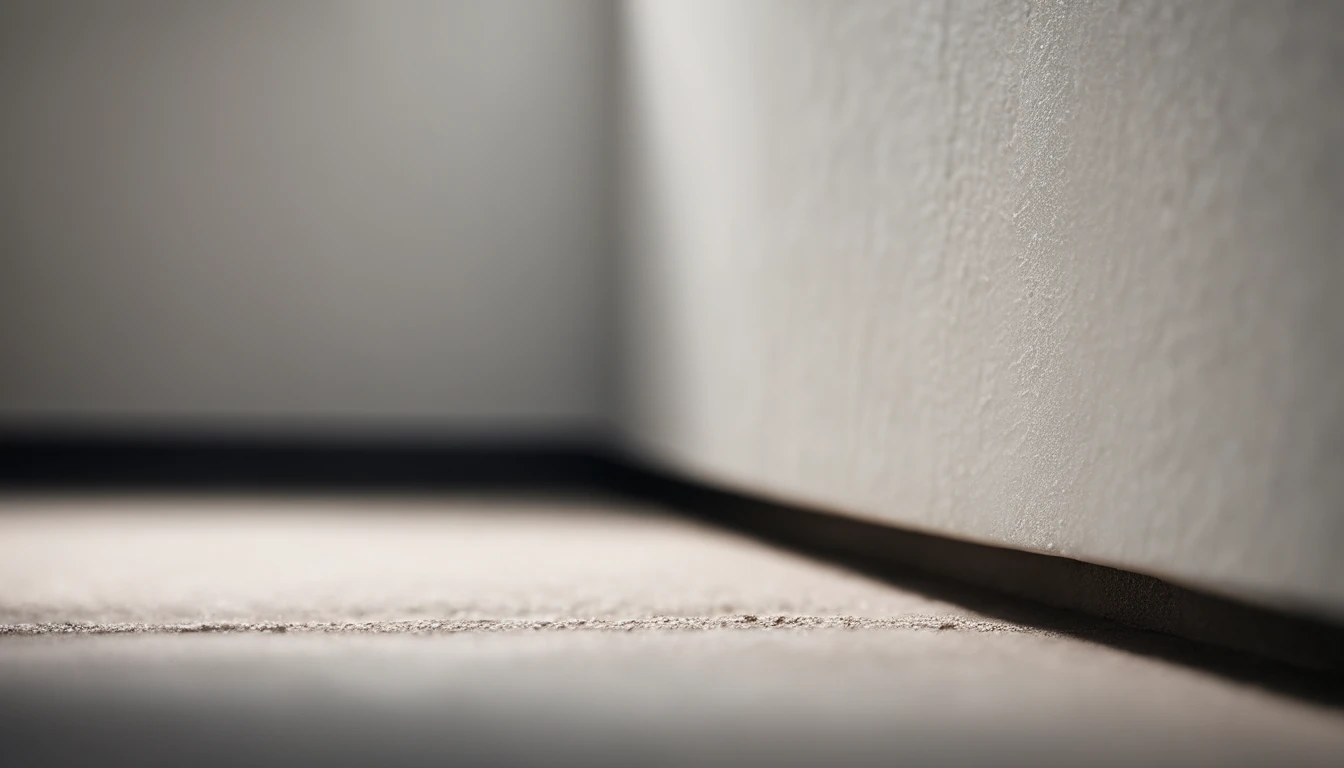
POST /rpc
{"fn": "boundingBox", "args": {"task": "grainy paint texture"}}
[618,0,1344,618]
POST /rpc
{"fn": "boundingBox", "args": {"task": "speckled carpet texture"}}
[1,494,1342,767]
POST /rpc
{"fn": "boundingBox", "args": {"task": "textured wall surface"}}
[619,0,1344,618]
[0,0,613,434]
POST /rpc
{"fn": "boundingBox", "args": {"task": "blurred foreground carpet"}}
[1,495,1341,766]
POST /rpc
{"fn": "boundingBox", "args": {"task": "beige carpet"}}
[1,494,1341,766]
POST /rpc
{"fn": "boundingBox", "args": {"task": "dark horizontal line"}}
[0,431,614,492]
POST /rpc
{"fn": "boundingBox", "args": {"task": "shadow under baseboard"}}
[603,458,1344,705]
[1,431,1341,702]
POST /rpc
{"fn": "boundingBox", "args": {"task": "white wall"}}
[0,0,614,435]
[5,0,1341,620]
[619,0,1344,619]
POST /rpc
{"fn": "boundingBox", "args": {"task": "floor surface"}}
[1,494,1341,766]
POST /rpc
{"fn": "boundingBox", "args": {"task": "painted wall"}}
[4,0,1341,619]
[618,0,1344,618]
[0,0,614,435]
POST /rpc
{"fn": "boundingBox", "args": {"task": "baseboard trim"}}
[0,432,612,492]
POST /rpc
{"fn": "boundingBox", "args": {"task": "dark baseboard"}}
[2,432,1341,688]
[0,432,615,492]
